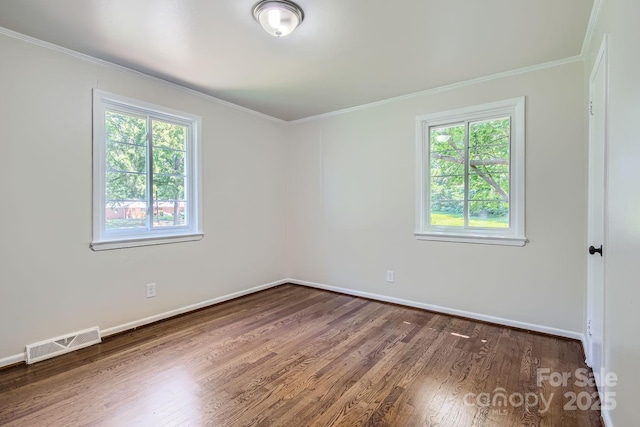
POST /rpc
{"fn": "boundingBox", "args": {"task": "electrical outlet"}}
[386,270,395,283]
[146,283,157,298]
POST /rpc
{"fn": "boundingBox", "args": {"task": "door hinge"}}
[587,319,592,336]
[589,101,594,115]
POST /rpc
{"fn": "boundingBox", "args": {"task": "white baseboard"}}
[288,278,583,341]
[583,335,591,367]
[0,277,586,369]
[0,279,287,369]
[0,353,26,369]
[101,278,288,337]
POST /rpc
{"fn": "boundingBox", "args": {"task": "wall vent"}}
[25,327,102,364]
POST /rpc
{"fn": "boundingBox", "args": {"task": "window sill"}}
[91,233,204,251]
[414,231,527,246]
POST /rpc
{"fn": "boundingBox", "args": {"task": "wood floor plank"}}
[0,284,602,426]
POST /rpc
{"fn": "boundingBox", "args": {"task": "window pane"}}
[152,175,187,228]
[152,120,186,150]
[152,120,187,228]
[430,201,464,226]
[105,111,147,145]
[107,141,146,173]
[468,173,510,201]
[152,200,187,227]
[430,124,464,154]
[469,201,509,228]
[429,124,465,227]
[106,172,147,201]
[430,156,464,176]
[105,201,148,230]
[468,117,510,228]
[469,117,510,148]
[104,110,149,232]
[153,148,185,175]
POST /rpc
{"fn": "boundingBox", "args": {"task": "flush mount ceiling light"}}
[252,0,304,37]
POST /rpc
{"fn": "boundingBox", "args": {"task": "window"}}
[91,90,202,250]
[415,97,526,246]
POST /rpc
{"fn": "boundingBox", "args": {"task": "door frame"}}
[586,34,609,377]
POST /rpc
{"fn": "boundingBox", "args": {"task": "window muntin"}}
[416,98,525,246]
[92,90,202,250]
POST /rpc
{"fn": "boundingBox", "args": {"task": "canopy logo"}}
[463,368,617,414]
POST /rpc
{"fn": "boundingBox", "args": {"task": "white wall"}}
[0,33,288,361]
[584,0,640,425]
[287,61,587,335]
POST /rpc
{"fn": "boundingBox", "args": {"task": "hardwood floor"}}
[0,284,602,426]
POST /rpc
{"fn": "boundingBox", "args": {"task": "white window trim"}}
[414,97,526,246]
[91,89,203,251]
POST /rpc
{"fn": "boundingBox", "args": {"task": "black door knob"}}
[589,245,603,256]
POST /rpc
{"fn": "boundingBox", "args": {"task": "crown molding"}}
[1,23,590,126]
[0,26,286,125]
[581,0,604,57]
[288,55,583,125]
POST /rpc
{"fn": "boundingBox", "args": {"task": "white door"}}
[586,36,607,385]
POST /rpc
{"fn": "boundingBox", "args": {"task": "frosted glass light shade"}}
[253,0,304,37]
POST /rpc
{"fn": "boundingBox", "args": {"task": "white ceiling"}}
[0,0,593,121]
